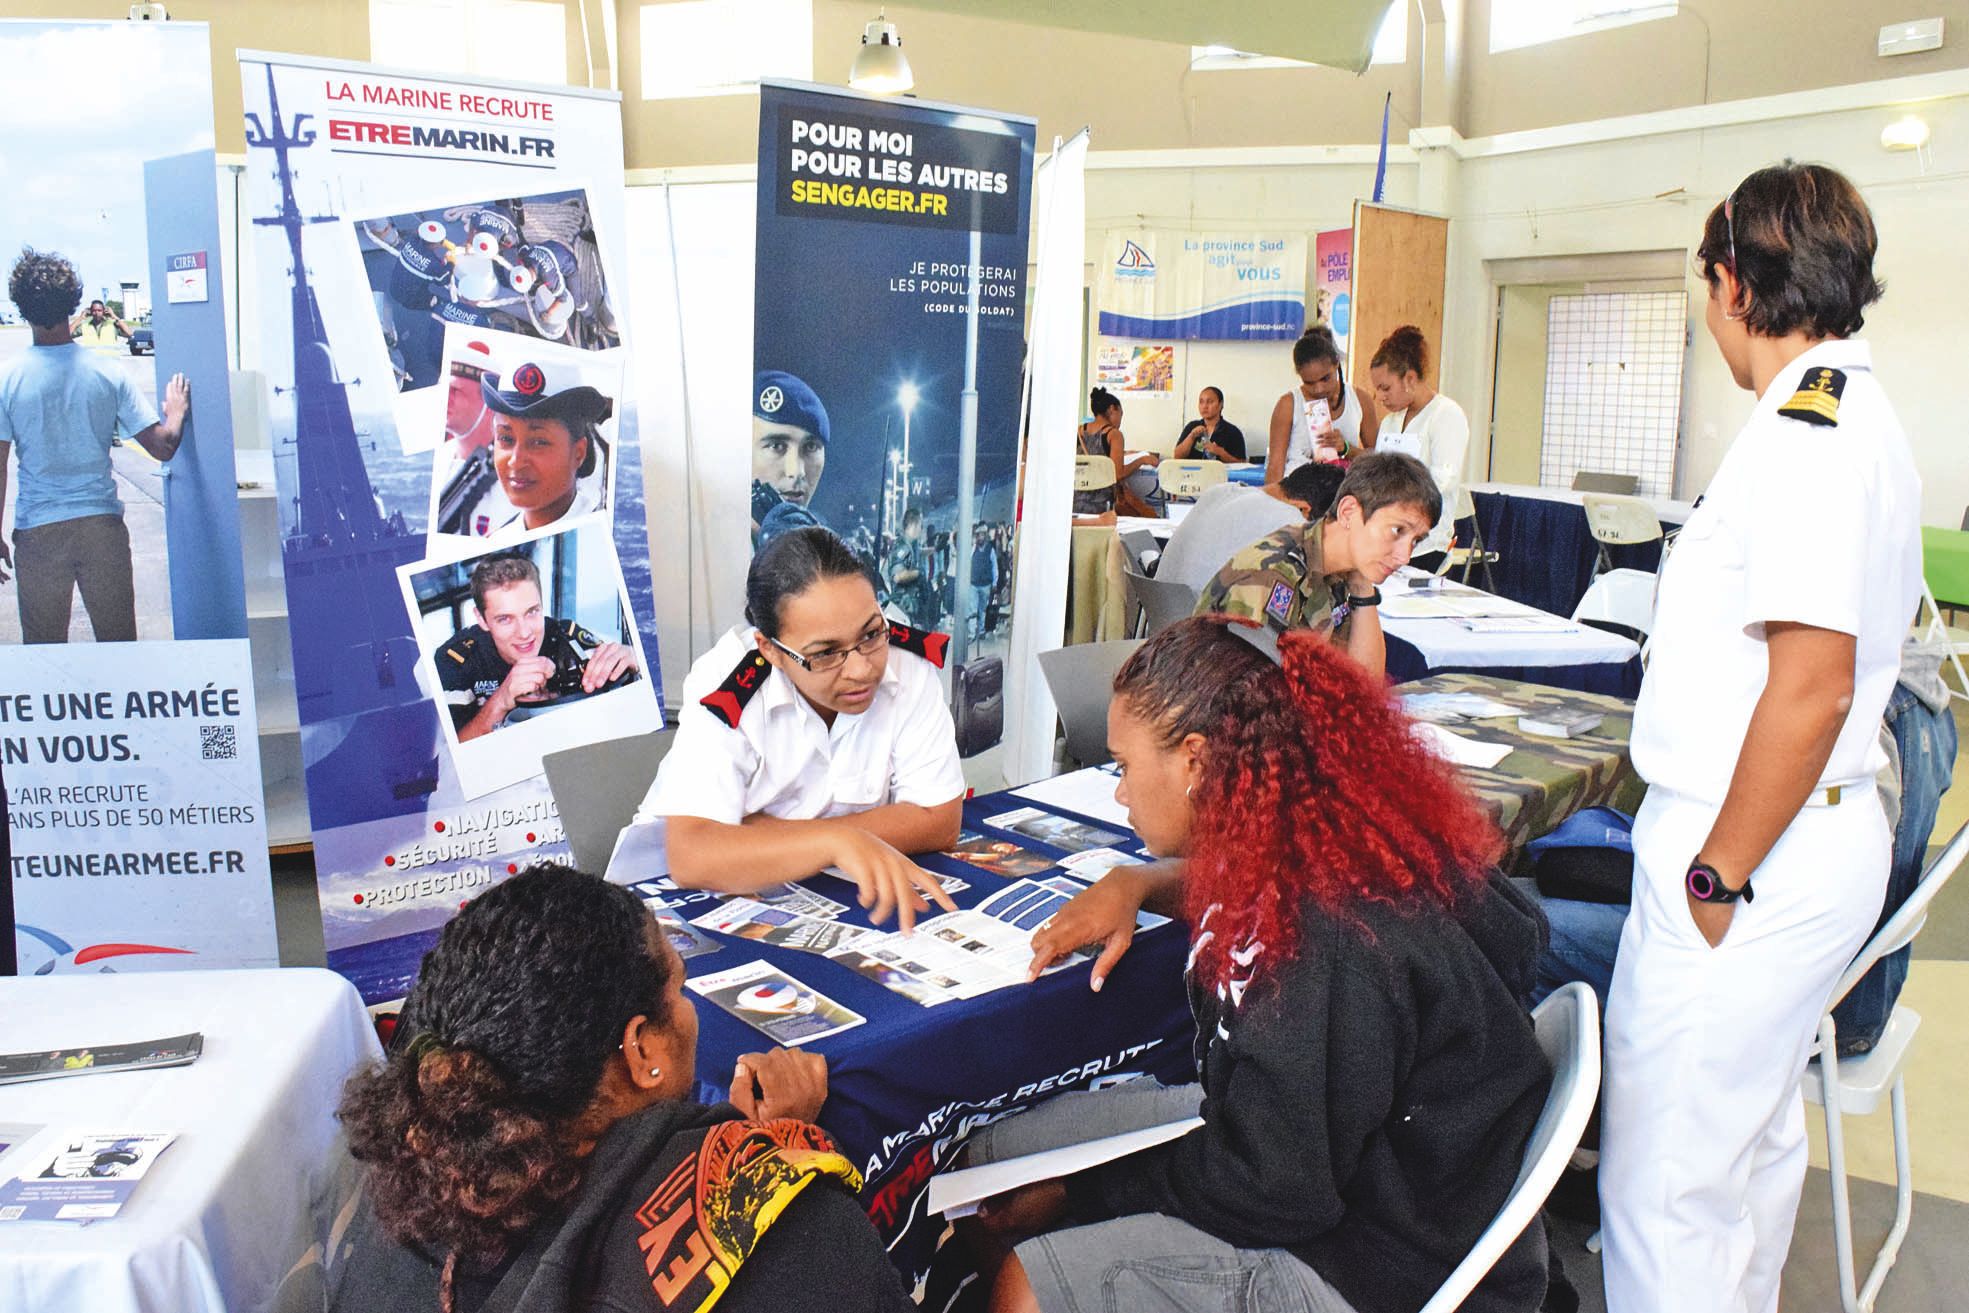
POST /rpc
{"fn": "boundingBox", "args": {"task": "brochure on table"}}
[0,1133,177,1223]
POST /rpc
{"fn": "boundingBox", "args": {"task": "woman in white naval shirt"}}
[1367,326,1468,572]
[1263,325,1378,483]
[637,526,965,930]
[1598,164,1921,1313]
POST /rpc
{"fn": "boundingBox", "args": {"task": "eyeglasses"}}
[767,623,888,673]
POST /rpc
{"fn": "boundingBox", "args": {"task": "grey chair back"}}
[1037,640,1143,766]
[542,728,676,874]
[1121,556,1199,637]
[1117,529,1160,576]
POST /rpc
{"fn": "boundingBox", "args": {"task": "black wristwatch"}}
[1347,587,1381,608]
[1686,859,1753,904]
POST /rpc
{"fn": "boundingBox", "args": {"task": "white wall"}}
[1443,86,1969,524]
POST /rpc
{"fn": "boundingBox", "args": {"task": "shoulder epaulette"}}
[440,636,473,664]
[1777,366,1845,427]
[886,621,949,669]
[700,651,771,728]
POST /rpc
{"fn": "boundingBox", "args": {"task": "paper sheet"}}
[1411,721,1515,769]
[1009,767,1131,829]
[928,1116,1204,1218]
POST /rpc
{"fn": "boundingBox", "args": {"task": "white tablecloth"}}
[0,969,381,1313]
[1466,481,1695,523]
[1381,571,1638,669]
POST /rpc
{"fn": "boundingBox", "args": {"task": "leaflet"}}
[1059,847,1145,879]
[983,806,1127,854]
[0,1034,203,1087]
[1009,766,1131,830]
[750,883,850,920]
[0,1133,177,1223]
[691,899,876,955]
[654,913,724,960]
[687,961,866,1046]
[943,832,1055,879]
[826,949,962,1007]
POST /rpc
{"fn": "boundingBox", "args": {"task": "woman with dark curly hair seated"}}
[327,863,914,1313]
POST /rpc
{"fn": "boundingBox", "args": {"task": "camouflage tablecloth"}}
[1401,672,1645,856]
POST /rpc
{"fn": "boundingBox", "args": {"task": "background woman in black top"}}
[1172,385,1246,462]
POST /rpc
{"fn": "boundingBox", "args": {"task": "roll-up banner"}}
[4,20,274,975]
[1097,229,1307,341]
[239,51,663,1005]
[752,82,1034,761]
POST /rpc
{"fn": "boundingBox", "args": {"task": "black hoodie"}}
[1064,872,1553,1313]
[326,1100,916,1313]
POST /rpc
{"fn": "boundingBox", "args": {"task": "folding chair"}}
[1418,983,1602,1313]
[541,729,675,874]
[1582,493,1664,577]
[1073,454,1117,494]
[1917,583,1969,705]
[1036,640,1143,767]
[1435,486,1499,591]
[1120,554,1198,637]
[1157,459,1228,502]
[1804,820,1969,1313]
[1572,567,1659,650]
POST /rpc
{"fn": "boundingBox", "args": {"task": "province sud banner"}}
[1097,229,1307,340]
[5,20,274,974]
[752,82,1034,760]
[240,51,663,1005]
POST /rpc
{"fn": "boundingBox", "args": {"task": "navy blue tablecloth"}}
[1384,634,1644,698]
[1469,492,1679,618]
[666,792,1195,1286]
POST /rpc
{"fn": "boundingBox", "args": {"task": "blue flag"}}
[1372,91,1390,203]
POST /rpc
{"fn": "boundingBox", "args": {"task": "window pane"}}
[1492,0,1676,54]
[472,0,567,84]
[641,0,813,98]
[1372,3,1407,65]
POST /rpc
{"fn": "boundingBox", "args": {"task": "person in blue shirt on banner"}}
[635,526,964,929]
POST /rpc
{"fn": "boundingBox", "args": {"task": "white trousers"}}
[1600,786,1888,1313]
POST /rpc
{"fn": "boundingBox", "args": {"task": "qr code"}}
[0,1206,23,1221]
[200,724,238,761]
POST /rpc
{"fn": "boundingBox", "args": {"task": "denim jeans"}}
[1830,681,1958,1053]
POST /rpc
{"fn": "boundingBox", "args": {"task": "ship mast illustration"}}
[246,66,439,825]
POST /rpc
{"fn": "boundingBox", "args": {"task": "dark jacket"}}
[1178,417,1248,462]
[1066,873,1552,1313]
[327,1100,915,1313]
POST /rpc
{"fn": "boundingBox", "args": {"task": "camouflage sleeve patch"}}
[1195,526,1337,636]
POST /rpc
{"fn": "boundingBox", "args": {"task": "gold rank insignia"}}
[1777,366,1844,427]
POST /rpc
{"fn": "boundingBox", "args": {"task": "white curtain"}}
[623,180,756,709]
[1003,131,1089,787]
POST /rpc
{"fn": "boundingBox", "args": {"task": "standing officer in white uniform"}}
[1599,163,1922,1313]
[637,525,966,930]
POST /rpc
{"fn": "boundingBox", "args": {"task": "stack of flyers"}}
[655,914,724,960]
[688,962,866,1045]
[943,833,1055,879]
[691,899,875,955]
[983,807,1127,854]
[1059,848,1145,880]
[0,1133,177,1223]
[750,884,850,919]
[820,864,969,896]
[0,1034,203,1087]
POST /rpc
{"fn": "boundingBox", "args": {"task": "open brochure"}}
[686,960,865,1046]
[0,1133,178,1223]
[0,1034,202,1087]
[836,876,1170,1002]
[927,1115,1203,1219]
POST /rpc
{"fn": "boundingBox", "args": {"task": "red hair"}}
[1112,616,1502,991]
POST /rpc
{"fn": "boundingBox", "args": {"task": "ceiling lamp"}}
[850,11,914,95]
[1880,115,1930,151]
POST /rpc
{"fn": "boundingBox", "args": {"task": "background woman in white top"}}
[1369,325,1469,569]
[1264,325,1378,483]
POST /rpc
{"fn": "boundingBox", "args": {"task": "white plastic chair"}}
[1073,454,1117,493]
[1157,459,1228,502]
[1581,494,1663,576]
[1802,819,1968,1313]
[1572,567,1659,661]
[1417,982,1602,1313]
[1915,582,1969,705]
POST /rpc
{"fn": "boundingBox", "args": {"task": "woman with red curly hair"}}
[971,617,1553,1313]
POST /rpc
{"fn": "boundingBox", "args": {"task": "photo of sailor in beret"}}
[431,333,619,540]
[751,369,830,548]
